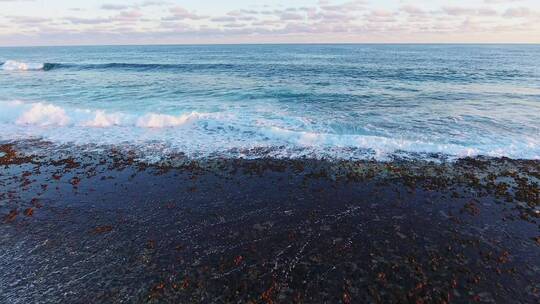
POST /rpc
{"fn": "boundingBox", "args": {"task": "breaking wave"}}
[0,100,538,161]
[1,60,43,71]
[1,101,206,128]
[0,60,61,71]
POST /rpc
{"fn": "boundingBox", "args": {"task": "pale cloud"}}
[101,4,129,10]
[7,16,49,24]
[163,7,207,21]
[64,17,110,25]
[319,0,366,12]
[114,10,143,21]
[441,6,497,16]
[210,16,237,23]
[484,0,523,3]
[279,12,305,21]
[400,6,426,16]
[503,7,534,18]
[140,0,170,6]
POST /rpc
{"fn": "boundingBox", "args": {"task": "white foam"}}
[1,60,44,71]
[136,113,202,128]
[263,126,484,159]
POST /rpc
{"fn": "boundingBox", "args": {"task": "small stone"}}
[24,208,34,217]
[4,209,18,222]
[463,200,480,216]
[91,225,113,234]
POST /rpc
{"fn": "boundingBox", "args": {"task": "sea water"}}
[1,44,539,160]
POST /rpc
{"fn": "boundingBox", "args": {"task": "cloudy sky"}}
[0,0,539,46]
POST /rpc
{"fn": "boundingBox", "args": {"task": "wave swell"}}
[1,61,531,83]
[1,60,238,72]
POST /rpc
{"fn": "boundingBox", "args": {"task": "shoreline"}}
[0,141,539,303]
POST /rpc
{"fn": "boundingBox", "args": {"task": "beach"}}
[1,44,539,303]
[1,140,538,303]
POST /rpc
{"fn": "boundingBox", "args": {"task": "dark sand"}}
[0,141,539,303]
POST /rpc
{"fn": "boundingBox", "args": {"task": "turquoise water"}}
[1,44,539,159]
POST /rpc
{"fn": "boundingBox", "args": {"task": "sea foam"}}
[136,113,203,128]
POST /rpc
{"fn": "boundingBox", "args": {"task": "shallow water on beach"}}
[1,44,539,160]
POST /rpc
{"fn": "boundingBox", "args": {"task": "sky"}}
[0,0,539,46]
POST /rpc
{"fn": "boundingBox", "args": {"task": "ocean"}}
[1,44,539,160]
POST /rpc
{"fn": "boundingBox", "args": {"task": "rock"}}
[91,225,113,234]
[463,200,480,216]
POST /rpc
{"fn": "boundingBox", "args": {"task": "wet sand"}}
[0,141,539,303]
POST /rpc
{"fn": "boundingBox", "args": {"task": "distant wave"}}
[1,61,237,72]
[67,63,238,71]
[1,60,531,82]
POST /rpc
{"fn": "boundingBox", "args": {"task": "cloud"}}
[100,1,169,11]
[1,0,539,45]
[503,7,533,18]
[163,7,207,21]
[140,0,170,6]
[279,12,305,21]
[7,16,47,23]
[64,17,110,25]
[64,10,143,25]
[101,4,129,11]
[441,6,495,16]
[211,16,237,23]
[319,0,366,12]
[484,0,523,3]
[401,6,426,16]
[115,10,143,21]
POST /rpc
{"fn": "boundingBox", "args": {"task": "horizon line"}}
[1,42,540,48]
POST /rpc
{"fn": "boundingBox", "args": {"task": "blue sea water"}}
[0,44,539,160]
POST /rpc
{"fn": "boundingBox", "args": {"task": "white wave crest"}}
[136,113,202,128]
[1,60,44,71]
[81,111,123,127]
[16,103,70,126]
[1,100,207,129]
